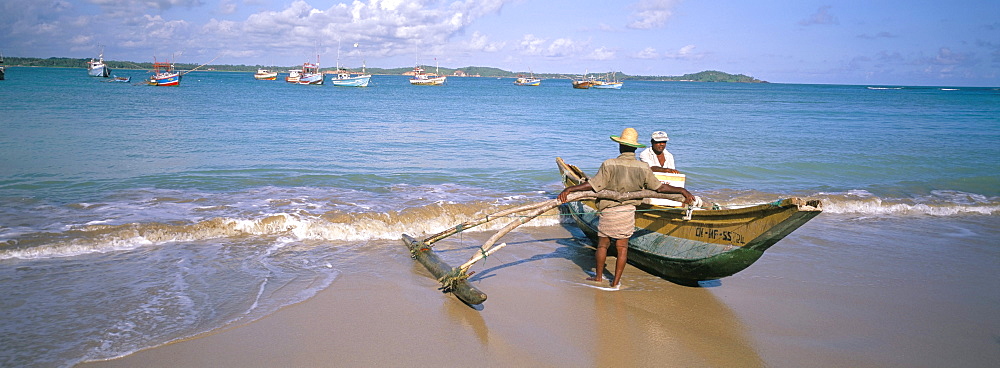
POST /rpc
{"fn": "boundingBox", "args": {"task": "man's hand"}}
[558,189,571,203]
[680,189,696,206]
[558,182,593,203]
[652,167,681,174]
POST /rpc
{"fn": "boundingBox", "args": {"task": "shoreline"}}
[82,217,1000,367]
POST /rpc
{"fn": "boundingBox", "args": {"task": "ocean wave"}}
[772,190,998,216]
[0,201,564,260]
[2,189,995,260]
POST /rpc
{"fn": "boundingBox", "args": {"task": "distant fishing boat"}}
[87,47,111,78]
[409,66,446,85]
[297,56,324,85]
[331,68,371,87]
[572,79,593,89]
[330,42,371,87]
[105,76,130,83]
[514,69,541,86]
[254,68,278,80]
[285,69,302,83]
[571,71,595,89]
[592,71,623,89]
[0,52,5,81]
[148,61,180,86]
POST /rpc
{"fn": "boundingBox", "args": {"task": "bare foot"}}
[586,276,603,282]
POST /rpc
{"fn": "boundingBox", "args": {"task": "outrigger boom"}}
[401,189,700,305]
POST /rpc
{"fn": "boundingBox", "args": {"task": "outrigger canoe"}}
[557,157,822,283]
[399,158,822,305]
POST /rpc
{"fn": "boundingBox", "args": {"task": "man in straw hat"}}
[558,128,695,288]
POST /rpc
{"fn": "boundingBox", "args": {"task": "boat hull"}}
[572,81,592,89]
[254,73,277,80]
[409,76,446,85]
[149,72,180,86]
[298,73,324,85]
[557,158,822,282]
[593,82,623,89]
[514,78,541,86]
[88,65,111,78]
[331,75,371,87]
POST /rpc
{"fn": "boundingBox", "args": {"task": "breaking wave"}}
[0,201,564,261]
[2,188,995,261]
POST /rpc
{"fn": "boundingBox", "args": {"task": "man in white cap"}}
[638,131,679,174]
[558,128,694,288]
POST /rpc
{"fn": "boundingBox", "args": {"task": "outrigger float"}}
[402,157,822,305]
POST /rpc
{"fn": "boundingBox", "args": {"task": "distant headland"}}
[2,56,768,83]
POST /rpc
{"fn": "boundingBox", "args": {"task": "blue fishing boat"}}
[330,43,371,87]
[592,71,623,89]
[331,69,371,87]
[148,61,180,86]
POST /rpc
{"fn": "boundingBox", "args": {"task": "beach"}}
[1,68,997,367]
[85,215,999,368]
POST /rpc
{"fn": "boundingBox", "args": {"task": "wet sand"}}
[84,216,1000,367]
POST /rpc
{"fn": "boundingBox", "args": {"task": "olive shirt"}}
[588,152,663,210]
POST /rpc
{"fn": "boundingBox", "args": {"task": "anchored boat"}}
[297,57,324,85]
[254,68,278,80]
[556,157,822,282]
[330,42,372,87]
[148,61,179,86]
[514,69,541,86]
[592,71,623,89]
[87,47,111,78]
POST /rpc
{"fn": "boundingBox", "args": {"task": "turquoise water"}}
[1,67,998,366]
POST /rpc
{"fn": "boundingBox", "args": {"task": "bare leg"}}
[611,238,629,287]
[587,236,611,282]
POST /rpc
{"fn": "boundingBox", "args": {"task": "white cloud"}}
[218,0,237,15]
[587,46,615,60]
[663,44,702,59]
[799,5,838,26]
[70,34,93,45]
[465,31,505,52]
[635,46,659,59]
[627,0,681,30]
[547,38,585,57]
[518,34,547,55]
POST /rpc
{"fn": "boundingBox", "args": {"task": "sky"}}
[2,0,998,86]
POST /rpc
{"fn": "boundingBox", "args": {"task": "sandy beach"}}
[82,215,999,368]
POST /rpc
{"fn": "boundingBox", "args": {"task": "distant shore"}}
[1,56,767,83]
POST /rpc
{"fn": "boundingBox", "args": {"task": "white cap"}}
[651,131,669,142]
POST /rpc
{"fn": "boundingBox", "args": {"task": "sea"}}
[1,67,998,367]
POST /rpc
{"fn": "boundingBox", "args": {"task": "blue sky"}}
[2,0,998,86]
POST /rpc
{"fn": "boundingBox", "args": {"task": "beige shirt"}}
[588,152,663,210]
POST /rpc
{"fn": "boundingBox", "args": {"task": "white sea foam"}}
[0,201,564,260]
[796,191,1000,216]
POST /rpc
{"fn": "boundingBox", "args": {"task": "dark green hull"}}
[567,201,771,282]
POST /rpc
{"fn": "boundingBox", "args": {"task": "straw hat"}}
[610,127,647,148]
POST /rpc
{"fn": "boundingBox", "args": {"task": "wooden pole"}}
[402,234,487,305]
[403,189,692,303]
